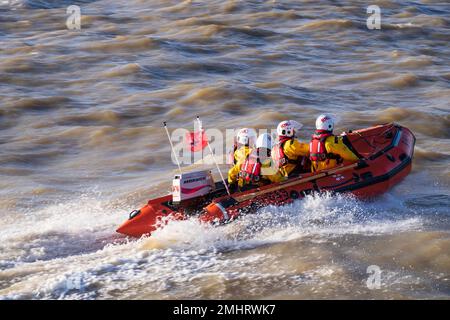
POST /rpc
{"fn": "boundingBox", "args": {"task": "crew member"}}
[270,120,309,183]
[310,114,359,172]
[227,128,257,188]
[236,133,274,188]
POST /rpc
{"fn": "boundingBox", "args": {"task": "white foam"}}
[0,191,128,267]
[0,191,425,299]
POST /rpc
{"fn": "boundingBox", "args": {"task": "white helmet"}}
[256,133,272,149]
[277,120,300,138]
[289,120,302,137]
[315,114,334,131]
[236,128,257,146]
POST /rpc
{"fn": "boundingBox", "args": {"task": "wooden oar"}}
[232,162,360,203]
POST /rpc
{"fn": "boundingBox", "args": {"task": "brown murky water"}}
[0,0,449,299]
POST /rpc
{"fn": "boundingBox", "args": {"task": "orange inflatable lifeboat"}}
[117,123,415,238]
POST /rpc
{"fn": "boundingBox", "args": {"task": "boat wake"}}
[0,189,432,299]
[143,192,422,251]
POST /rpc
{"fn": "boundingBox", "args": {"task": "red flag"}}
[185,129,208,152]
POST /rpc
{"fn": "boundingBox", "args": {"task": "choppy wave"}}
[1,0,449,299]
[6,0,99,9]
[0,192,439,299]
[376,107,450,139]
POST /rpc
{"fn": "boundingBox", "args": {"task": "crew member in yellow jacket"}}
[227,128,256,187]
[309,114,359,172]
[269,120,310,183]
[230,133,274,188]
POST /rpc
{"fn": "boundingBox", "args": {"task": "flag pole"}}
[197,116,231,196]
[163,121,183,175]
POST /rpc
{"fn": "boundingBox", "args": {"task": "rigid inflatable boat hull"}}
[117,123,415,238]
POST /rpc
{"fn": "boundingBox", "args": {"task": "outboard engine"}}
[172,170,215,203]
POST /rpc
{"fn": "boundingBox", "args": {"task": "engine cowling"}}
[172,170,215,203]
